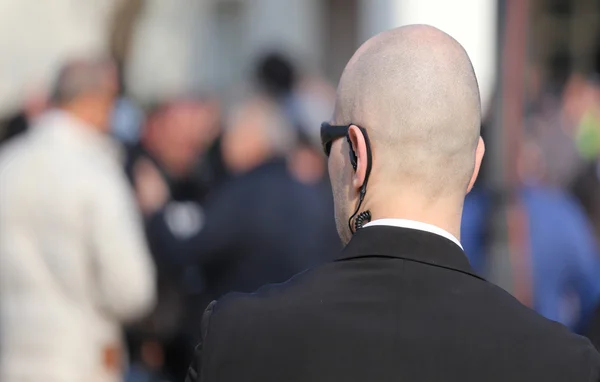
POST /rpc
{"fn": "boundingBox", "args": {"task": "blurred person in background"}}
[126,81,339,378]
[461,135,600,333]
[569,52,600,240]
[526,55,586,189]
[220,52,300,175]
[124,97,221,382]
[255,52,297,111]
[254,51,337,150]
[221,92,293,174]
[0,57,156,382]
[127,97,221,213]
[0,88,48,146]
[563,73,600,163]
[186,90,339,308]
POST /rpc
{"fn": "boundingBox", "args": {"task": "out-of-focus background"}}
[4,0,600,381]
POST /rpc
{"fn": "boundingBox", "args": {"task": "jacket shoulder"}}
[188,267,326,380]
[558,333,600,381]
[206,264,331,330]
[475,280,600,380]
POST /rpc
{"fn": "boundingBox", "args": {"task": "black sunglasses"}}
[320,122,370,156]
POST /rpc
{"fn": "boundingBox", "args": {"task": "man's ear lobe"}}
[476,136,485,161]
[466,137,485,194]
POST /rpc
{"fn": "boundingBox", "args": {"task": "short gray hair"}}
[50,57,115,105]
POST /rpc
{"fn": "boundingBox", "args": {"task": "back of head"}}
[222,96,294,174]
[329,25,484,242]
[336,25,481,199]
[50,57,117,130]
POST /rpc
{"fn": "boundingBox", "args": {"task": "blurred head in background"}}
[287,130,328,185]
[141,97,220,178]
[49,57,118,132]
[235,51,334,179]
[255,52,297,101]
[517,135,546,186]
[563,73,600,125]
[562,73,600,161]
[222,96,294,174]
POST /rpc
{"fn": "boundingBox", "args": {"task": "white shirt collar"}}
[363,218,463,250]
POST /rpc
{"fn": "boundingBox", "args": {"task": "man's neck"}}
[59,104,102,132]
[365,193,463,241]
[364,218,463,249]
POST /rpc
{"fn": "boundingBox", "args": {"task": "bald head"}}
[334,25,482,199]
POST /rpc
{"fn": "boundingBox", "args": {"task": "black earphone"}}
[346,129,373,233]
[347,135,358,171]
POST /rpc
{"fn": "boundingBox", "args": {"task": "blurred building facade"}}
[126,0,497,109]
[13,0,600,122]
[0,0,120,118]
[0,0,497,121]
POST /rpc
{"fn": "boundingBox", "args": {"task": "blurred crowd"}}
[0,53,340,382]
[7,38,600,382]
[462,54,600,338]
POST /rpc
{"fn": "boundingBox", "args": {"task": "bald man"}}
[185,26,600,382]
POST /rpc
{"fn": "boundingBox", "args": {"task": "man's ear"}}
[467,137,485,194]
[348,125,368,192]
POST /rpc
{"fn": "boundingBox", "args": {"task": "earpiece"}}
[347,135,358,171]
[346,126,373,234]
[354,210,372,231]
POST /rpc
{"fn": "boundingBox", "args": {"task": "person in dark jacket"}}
[148,109,340,309]
[189,139,339,303]
[186,25,600,382]
[462,138,600,334]
[125,98,221,381]
[139,66,339,333]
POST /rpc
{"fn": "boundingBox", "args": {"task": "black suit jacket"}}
[186,226,600,382]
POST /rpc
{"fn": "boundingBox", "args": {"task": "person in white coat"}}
[0,58,156,382]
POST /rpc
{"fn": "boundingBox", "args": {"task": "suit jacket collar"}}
[364,218,463,250]
[336,225,484,281]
